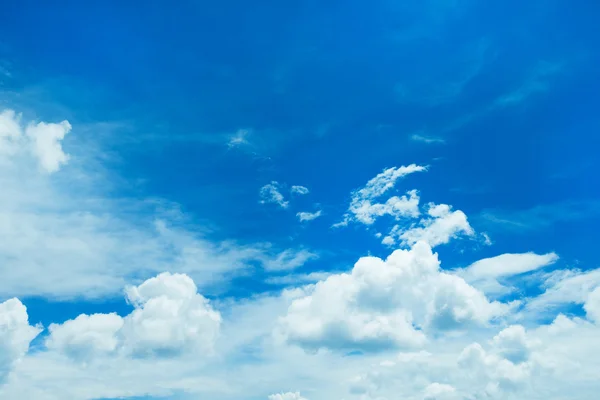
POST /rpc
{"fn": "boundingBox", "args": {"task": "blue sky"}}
[0,1,600,399]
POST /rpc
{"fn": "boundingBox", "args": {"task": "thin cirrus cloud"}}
[0,109,317,299]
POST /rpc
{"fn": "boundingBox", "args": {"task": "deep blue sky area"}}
[1,0,599,337]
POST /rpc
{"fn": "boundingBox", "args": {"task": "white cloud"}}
[0,110,316,299]
[265,272,332,286]
[523,268,600,317]
[423,383,457,400]
[227,129,250,148]
[584,287,600,323]
[0,298,41,383]
[297,210,322,222]
[260,249,318,272]
[260,181,289,209]
[25,120,71,173]
[276,241,508,353]
[336,165,426,226]
[268,392,307,400]
[0,110,22,156]
[350,189,421,226]
[46,272,221,360]
[384,203,474,248]
[459,252,559,295]
[411,133,446,145]
[0,109,71,173]
[46,313,124,360]
[290,185,309,195]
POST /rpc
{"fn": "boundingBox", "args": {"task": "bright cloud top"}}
[46,272,221,360]
[0,109,71,173]
[276,241,509,353]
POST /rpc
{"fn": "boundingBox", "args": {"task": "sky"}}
[0,0,599,399]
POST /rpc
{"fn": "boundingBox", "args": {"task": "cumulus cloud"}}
[336,165,426,226]
[383,203,474,248]
[458,326,536,396]
[276,241,508,353]
[584,287,600,323]
[46,273,221,360]
[0,298,41,383]
[0,109,71,172]
[260,181,289,209]
[296,210,322,222]
[423,383,457,400]
[25,120,71,173]
[46,313,124,360]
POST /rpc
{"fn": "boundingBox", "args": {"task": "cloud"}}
[480,200,600,233]
[296,210,322,222]
[290,186,309,195]
[524,268,600,317]
[46,272,221,360]
[458,252,559,295]
[276,241,508,353]
[261,249,319,272]
[227,129,250,148]
[584,287,600,323]
[265,272,332,286]
[411,133,446,145]
[268,392,307,400]
[0,298,41,384]
[260,181,289,209]
[384,203,474,248]
[423,383,458,400]
[336,164,426,227]
[0,110,318,299]
[0,109,71,172]
[25,120,71,173]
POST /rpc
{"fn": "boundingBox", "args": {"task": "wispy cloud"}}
[479,200,600,232]
[259,181,289,209]
[227,129,251,149]
[410,133,446,144]
[296,209,322,222]
[290,185,309,195]
[335,164,427,227]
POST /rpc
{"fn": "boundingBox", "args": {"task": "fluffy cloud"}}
[0,298,41,383]
[25,120,71,173]
[383,203,474,248]
[457,326,536,397]
[297,210,322,222]
[46,313,124,360]
[584,287,600,323]
[423,383,457,400]
[336,165,426,226]
[276,241,508,353]
[46,273,221,360]
[260,181,290,208]
[0,109,70,173]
